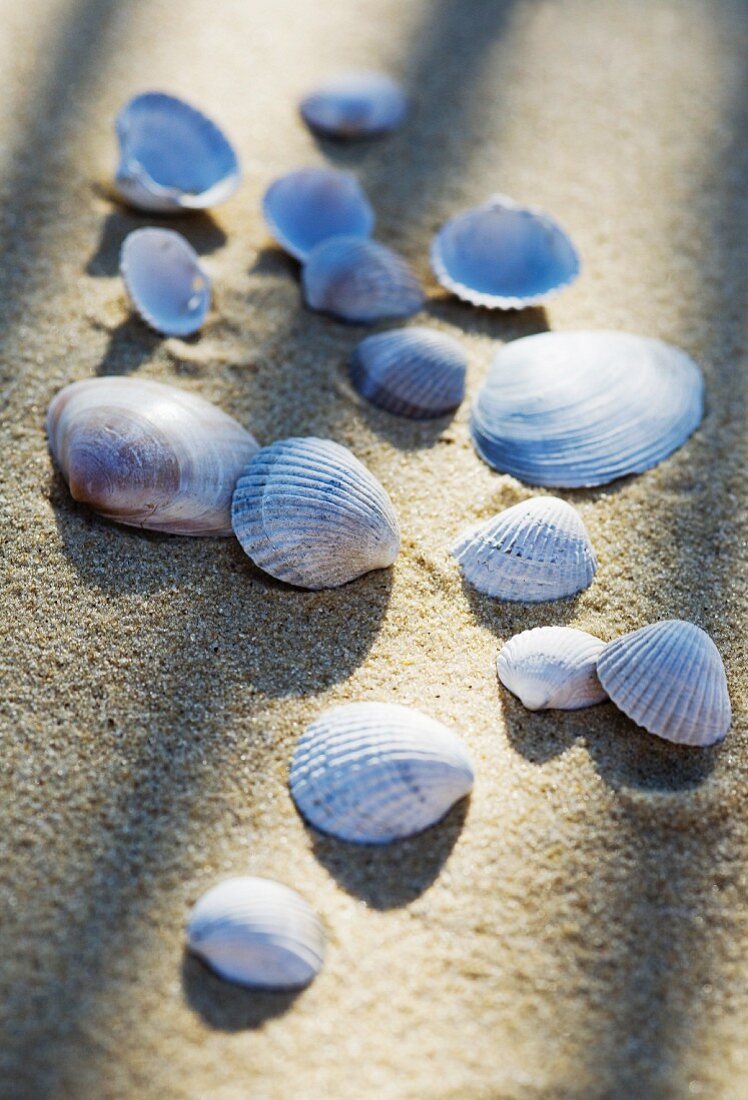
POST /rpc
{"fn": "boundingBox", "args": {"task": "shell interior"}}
[262,167,374,261]
[120,228,211,337]
[497,626,607,710]
[300,71,407,138]
[302,237,424,323]
[349,326,467,419]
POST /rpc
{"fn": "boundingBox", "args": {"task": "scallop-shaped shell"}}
[47,377,259,536]
[431,194,580,309]
[231,437,400,588]
[597,620,731,746]
[472,331,704,488]
[302,237,425,323]
[262,167,374,261]
[452,496,597,602]
[290,702,474,844]
[120,228,211,337]
[114,92,240,213]
[187,877,325,990]
[299,71,408,139]
[349,327,467,419]
[497,627,607,710]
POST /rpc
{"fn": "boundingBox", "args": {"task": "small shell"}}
[452,496,597,602]
[231,437,400,588]
[302,237,425,323]
[290,702,474,844]
[262,167,374,261]
[114,92,240,213]
[187,877,325,990]
[47,377,259,535]
[431,194,580,309]
[497,627,607,710]
[300,71,407,139]
[120,228,211,337]
[597,620,731,746]
[349,327,467,419]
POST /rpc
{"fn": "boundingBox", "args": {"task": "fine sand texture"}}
[0,1,746,1097]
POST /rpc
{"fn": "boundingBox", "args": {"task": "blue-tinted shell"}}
[300,71,408,139]
[120,228,211,336]
[262,167,374,261]
[302,237,424,323]
[349,327,466,419]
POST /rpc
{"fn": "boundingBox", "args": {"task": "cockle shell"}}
[231,437,400,588]
[431,194,580,309]
[299,71,408,139]
[597,620,731,746]
[289,702,474,844]
[120,228,211,337]
[187,877,325,990]
[497,627,607,710]
[114,92,240,213]
[452,496,597,602]
[348,327,467,419]
[471,331,704,488]
[262,167,374,261]
[302,237,425,323]
[47,377,258,535]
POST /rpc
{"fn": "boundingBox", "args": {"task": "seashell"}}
[472,331,704,488]
[597,620,731,747]
[231,437,400,588]
[431,194,580,309]
[262,167,374,261]
[349,326,467,419]
[497,627,607,711]
[289,702,474,844]
[187,877,325,990]
[120,228,211,337]
[452,496,597,602]
[302,237,425,323]
[299,71,408,139]
[114,92,240,213]
[47,377,258,536]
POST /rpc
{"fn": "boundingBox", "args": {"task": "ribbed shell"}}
[597,620,731,746]
[302,237,425,323]
[497,627,607,710]
[348,327,467,419]
[289,702,475,844]
[262,167,374,261]
[472,331,704,488]
[231,437,400,588]
[299,71,408,139]
[187,877,325,990]
[120,228,211,337]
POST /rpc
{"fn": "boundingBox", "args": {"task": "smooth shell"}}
[289,702,474,844]
[497,627,607,710]
[349,327,467,419]
[47,377,259,535]
[302,237,425,323]
[262,167,374,261]
[120,228,211,337]
[300,71,407,139]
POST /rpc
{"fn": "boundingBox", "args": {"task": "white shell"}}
[497,627,607,710]
[349,327,467,419]
[187,877,325,990]
[300,71,407,139]
[302,237,425,323]
[47,377,259,536]
[290,702,474,844]
[472,331,704,488]
[120,228,211,337]
[262,167,374,261]
[597,620,731,746]
[452,496,597,602]
[231,437,400,588]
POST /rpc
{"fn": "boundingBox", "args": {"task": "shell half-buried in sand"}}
[299,71,408,139]
[497,627,608,711]
[262,166,374,261]
[120,228,211,337]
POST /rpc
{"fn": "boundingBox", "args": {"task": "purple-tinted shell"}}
[302,237,424,323]
[349,327,466,419]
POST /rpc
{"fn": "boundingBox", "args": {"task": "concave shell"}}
[120,228,211,337]
[47,377,258,535]
[114,92,240,212]
[262,167,374,261]
[472,331,704,488]
[300,71,407,139]
[597,620,731,746]
[349,327,467,419]
[452,496,597,602]
[187,877,325,990]
[431,194,580,309]
[289,702,474,844]
[302,237,425,323]
[231,437,400,588]
[497,627,607,710]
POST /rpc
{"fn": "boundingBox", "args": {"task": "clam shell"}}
[120,228,211,337]
[300,71,407,139]
[472,331,704,487]
[262,167,374,261]
[231,437,400,588]
[289,702,474,844]
[452,496,597,602]
[47,377,258,535]
[187,877,325,990]
[114,92,240,213]
[349,327,467,419]
[497,627,607,710]
[431,194,580,309]
[302,237,425,323]
[597,620,731,746]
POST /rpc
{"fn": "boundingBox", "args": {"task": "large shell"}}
[597,620,731,746]
[231,437,400,588]
[120,228,211,337]
[349,327,467,419]
[262,167,374,261]
[299,71,407,139]
[289,702,474,844]
[472,331,704,488]
[114,92,240,213]
[187,877,325,990]
[452,496,597,602]
[431,194,580,309]
[497,627,607,710]
[47,377,259,535]
[302,237,425,323]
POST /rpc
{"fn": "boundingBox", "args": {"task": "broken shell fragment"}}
[120,228,211,337]
[497,627,607,710]
[302,237,425,323]
[262,166,374,261]
[349,326,467,419]
[300,71,408,139]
